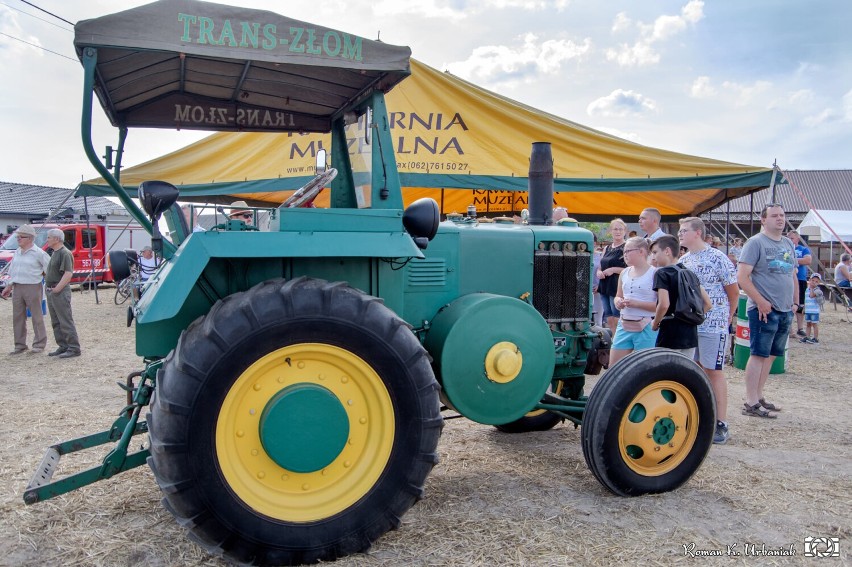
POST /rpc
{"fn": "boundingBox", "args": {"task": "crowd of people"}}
[592,203,847,444]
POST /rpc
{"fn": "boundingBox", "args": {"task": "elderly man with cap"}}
[1,224,50,355]
[44,228,81,358]
[138,245,160,284]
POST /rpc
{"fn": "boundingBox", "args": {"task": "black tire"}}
[147,277,442,565]
[494,382,564,433]
[581,348,714,496]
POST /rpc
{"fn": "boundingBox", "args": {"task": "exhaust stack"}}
[528,142,554,225]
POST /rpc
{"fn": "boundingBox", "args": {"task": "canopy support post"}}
[80,47,175,257]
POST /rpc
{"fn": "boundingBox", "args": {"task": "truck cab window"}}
[64,229,76,250]
[81,228,97,249]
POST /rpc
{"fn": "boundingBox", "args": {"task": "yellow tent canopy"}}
[79,59,773,220]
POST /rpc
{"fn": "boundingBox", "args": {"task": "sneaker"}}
[799,337,811,344]
[713,421,729,445]
[810,338,820,344]
[58,350,81,359]
[796,329,807,337]
[48,348,67,357]
[742,402,777,418]
[8,348,27,355]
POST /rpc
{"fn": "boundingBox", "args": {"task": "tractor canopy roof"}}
[73,0,411,133]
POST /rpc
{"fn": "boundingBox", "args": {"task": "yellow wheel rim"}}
[617,380,699,477]
[216,343,394,522]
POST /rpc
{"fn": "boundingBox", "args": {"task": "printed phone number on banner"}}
[397,161,469,171]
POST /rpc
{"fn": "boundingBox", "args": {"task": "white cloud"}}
[587,89,657,117]
[690,76,716,98]
[787,89,815,105]
[606,1,704,68]
[720,79,772,106]
[371,0,568,19]
[803,109,839,127]
[612,12,631,33]
[688,76,772,106]
[680,0,705,25]
[843,89,852,121]
[802,90,852,126]
[595,126,642,143]
[447,33,591,86]
[606,42,659,67]
[646,14,688,42]
[0,7,44,57]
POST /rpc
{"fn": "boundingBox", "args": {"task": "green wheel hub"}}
[651,417,676,445]
[259,384,350,473]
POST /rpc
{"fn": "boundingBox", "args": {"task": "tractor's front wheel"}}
[581,348,714,496]
[147,278,442,565]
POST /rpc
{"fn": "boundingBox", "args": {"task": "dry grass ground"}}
[0,289,850,566]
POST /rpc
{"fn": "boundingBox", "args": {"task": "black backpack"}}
[668,263,706,325]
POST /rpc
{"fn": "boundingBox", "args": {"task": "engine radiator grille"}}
[533,249,591,323]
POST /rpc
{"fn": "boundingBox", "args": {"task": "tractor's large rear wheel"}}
[581,348,714,496]
[147,277,443,565]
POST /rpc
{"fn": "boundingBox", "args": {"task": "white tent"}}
[797,209,852,242]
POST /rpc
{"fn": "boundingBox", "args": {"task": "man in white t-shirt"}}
[678,216,739,445]
[138,246,160,283]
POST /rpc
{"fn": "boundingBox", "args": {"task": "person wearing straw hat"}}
[228,201,253,223]
[1,224,50,355]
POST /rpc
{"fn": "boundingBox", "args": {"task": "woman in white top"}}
[610,237,658,365]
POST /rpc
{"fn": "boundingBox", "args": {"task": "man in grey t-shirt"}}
[737,203,797,419]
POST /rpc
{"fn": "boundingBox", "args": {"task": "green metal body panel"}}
[423,293,555,424]
[401,220,593,328]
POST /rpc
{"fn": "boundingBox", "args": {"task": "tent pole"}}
[749,193,754,235]
[725,198,731,254]
[84,196,100,304]
[768,166,778,203]
[708,208,712,239]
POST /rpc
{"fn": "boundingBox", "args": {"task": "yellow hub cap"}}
[216,343,394,522]
[484,341,523,383]
[618,381,699,476]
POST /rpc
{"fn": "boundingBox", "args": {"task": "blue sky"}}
[1,0,849,188]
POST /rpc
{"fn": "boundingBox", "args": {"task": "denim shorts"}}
[747,308,792,358]
[600,294,621,319]
[805,312,820,323]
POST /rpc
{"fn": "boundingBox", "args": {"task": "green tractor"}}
[25,1,715,565]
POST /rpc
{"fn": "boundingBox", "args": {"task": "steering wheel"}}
[282,168,338,208]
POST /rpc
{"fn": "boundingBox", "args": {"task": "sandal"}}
[759,398,782,412]
[742,403,777,418]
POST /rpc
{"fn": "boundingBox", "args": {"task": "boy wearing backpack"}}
[679,217,740,445]
[650,236,712,359]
